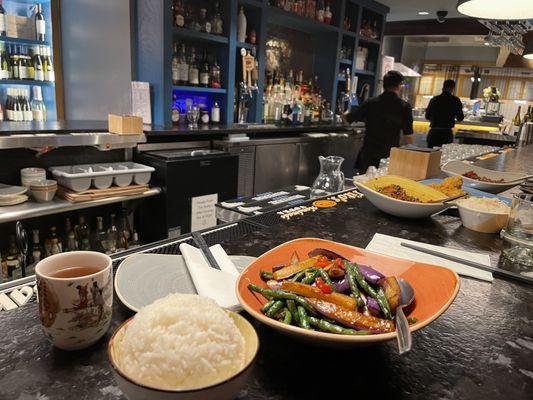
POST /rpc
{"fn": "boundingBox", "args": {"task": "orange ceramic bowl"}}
[236,238,460,346]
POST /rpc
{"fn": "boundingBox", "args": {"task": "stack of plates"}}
[0,183,28,206]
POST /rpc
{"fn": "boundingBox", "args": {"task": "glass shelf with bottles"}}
[359,9,382,42]
[0,211,142,284]
[0,1,49,43]
[172,0,226,40]
[0,42,54,84]
[171,41,225,92]
[268,0,336,28]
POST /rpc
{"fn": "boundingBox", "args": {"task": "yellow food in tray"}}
[427,176,466,198]
[363,175,448,203]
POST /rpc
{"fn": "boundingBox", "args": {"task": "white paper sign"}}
[191,193,218,232]
[131,81,152,125]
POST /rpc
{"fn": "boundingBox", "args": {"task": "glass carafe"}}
[311,156,345,198]
[500,193,533,271]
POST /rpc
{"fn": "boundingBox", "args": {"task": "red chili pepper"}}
[315,277,333,294]
[315,256,330,268]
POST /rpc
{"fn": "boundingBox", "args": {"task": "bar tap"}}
[237,48,258,124]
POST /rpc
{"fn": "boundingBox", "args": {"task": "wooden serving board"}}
[57,184,149,203]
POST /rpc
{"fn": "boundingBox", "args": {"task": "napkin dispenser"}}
[108,114,143,135]
[388,147,442,181]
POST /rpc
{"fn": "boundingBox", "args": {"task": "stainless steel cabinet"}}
[254,143,299,193]
[297,140,329,186]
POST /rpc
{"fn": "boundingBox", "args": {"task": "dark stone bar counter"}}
[1,147,532,400]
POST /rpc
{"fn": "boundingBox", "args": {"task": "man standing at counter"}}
[343,71,414,174]
[425,79,464,148]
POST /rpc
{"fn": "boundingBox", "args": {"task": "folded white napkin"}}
[179,243,241,311]
[366,233,493,282]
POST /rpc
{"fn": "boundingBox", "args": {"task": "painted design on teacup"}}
[63,275,112,331]
[37,278,60,328]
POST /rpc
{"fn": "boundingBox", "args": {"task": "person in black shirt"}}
[425,79,464,148]
[343,71,414,174]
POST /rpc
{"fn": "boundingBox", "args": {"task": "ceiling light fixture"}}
[457,0,533,20]
[418,11,429,15]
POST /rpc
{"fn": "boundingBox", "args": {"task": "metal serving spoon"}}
[396,278,415,355]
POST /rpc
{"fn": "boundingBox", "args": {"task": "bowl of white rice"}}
[456,196,510,233]
[108,293,258,400]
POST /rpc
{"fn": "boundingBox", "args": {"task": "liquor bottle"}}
[116,231,128,252]
[171,93,180,124]
[199,49,210,88]
[0,0,6,36]
[188,48,199,86]
[191,7,201,31]
[129,231,141,249]
[0,42,8,79]
[76,215,90,248]
[91,216,108,253]
[30,229,43,265]
[306,0,316,19]
[237,6,247,43]
[184,4,193,29]
[324,2,332,24]
[211,2,224,35]
[119,210,132,242]
[211,101,220,124]
[65,231,79,252]
[316,0,325,22]
[46,226,62,255]
[13,89,23,121]
[21,89,33,122]
[50,238,61,255]
[512,106,521,130]
[198,8,211,33]
[171,43,179,85]
[6,235,21,280]
[35,4,46,41]
[106,214,118,254]
[177,43,188,85]
[523,105,532,123]
[210,57,221,88]
[44,46,55,82]
[173,0,185,28]
[31,86,46,121]
[80,238,91,251]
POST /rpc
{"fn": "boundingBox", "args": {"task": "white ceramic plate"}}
[441,160,530,194]
[356,182,449,218]
[0,183,27,197]
[0,194,28,206]
[115,253,257,312]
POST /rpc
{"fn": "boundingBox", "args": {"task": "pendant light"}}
[457,0,533,20]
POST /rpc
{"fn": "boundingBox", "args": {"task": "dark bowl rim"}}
[108,313,259,394]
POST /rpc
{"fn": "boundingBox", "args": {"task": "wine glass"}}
[187,105,199,128]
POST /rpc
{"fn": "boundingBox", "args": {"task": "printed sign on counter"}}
[191,193,218,232]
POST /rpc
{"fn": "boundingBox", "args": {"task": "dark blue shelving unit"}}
[0,36,49,46]
[135,0,388,127]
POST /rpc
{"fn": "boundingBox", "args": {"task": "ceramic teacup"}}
[35,251,113,350]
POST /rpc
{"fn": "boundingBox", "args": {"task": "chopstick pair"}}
[191,231,221,270]
[400,242,533,285]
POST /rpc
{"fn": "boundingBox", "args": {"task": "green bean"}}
[297,306,310,329]
[248,284,315,314]
[301,269,319,284]
[291,270,306,282]
[407,317,418,324]
[260,270,273,281]
[345,262,365,308]
[260,299,276,314]
[316,268,335,292]
[309,317,370,335]
[345,263,392,320]
[266,300,285,318]
[286,299,299,325]
[281,308,292,325]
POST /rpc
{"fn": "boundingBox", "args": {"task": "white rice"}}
[457,196,510,214]
[117,293,245,390]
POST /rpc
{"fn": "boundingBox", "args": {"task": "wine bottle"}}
[171,42,179,85]
[0,42,9,79]
[188,48,199,86]
[177,43,188,85]
[14,89,23,121]
[0,0,6,37]
[31,86,46,121]
[210,57,221,88]
[35,4,46,41]
[173,0,185,28]
[22,89,33,122]
[513,106,522,126]
[33,45,44,81]
[198,8,211,33]
[44,46,54,82]
[199,49,209,87]
[211,2,223,35]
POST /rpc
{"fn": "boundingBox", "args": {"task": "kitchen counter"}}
[1,146,532,399]
[455,130,516,146]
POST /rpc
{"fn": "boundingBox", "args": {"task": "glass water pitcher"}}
[501,193,533,271]
[311,156,345,198]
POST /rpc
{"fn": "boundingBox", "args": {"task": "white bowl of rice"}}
[108,293,258,400]
[456,196,510,233]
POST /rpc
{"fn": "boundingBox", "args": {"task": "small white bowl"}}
[21,167,46,187]
[108,312,259,400]
[30,180,57,203]
[456,201,509,233]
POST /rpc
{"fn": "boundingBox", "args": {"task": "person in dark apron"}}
[343,71,414,174]
[425,80,464,148]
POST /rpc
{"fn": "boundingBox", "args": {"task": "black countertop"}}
[1,147,533,400]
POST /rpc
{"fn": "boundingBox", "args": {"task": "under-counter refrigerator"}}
[135,149,238,242]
